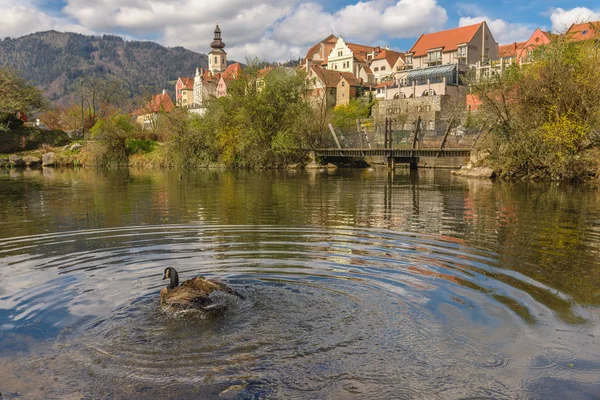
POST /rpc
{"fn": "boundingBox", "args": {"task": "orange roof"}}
[223,62,242,79]
[303,34,338,64]
[375,81,395,89]
[310,65,341,87]
[373,49,405,67]
[566,21,599,42]
[180,77,194,89]
[133,92,174,115]
[257,67,274,79]
[498,42,526,58]
[311,66,362,88]
[338,71,362,87]
[409,22,483,57]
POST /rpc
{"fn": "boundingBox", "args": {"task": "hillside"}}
[0,31,209,105]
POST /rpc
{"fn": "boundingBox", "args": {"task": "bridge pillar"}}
[409,158,419,170]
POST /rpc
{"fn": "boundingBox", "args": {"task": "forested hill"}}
[0,31,209,105]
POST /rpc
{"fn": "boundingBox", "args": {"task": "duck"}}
[160,267,245,311]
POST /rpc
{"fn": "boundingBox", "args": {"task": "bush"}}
[90,114,136,165]
[470,30,600,180]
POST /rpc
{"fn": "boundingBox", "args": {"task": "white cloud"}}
[1,1,90,38]
[549,7,600,33]
[2,0,450,61]
[459,16,533,44]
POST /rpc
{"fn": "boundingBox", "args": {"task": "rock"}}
[0,158,9,168]
[62,145,70,151]
[70,143,83,151]
[8,154,25,167]
[23,156,41,166]
[42,152,56,167]
[325,163,338,169]
[286,163,300,169]
[469,151,490,167]
[66,129,83,139]
[305,161,321,169]
[452,166,495,179]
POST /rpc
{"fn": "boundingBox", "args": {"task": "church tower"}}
[208,21,226,75]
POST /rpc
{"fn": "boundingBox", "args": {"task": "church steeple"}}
[208,21,227,74]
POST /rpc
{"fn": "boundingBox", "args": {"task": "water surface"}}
[0,168,599,399]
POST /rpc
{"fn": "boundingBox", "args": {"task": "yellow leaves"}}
[540,111,590,153]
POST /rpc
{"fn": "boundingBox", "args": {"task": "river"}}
[0,167,599,399]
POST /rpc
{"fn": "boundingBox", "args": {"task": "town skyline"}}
[3,1,599,62]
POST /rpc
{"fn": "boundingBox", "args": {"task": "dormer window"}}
[406,55,413,64]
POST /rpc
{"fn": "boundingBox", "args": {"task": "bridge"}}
[309,148,471,169]
[307,117,475,169]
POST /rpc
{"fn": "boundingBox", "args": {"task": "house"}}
[132,90,174,129]
[175,77,194,107]
[406,22,498,70]
[336,72,363,106]
[192,67,218,111]
[357,65,375,85]
[256,67,274,91]
[566,21,599,42]
[326,37,379,77]
[308,66,364,107]
[302,34,338,71]
[370,49,405,84]
[216,62,243,97]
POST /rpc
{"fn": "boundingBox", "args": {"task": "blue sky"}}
[3,1,600,61]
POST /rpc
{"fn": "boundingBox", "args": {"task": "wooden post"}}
[328,123,342,149]
[389,118,393,150]
[437,117,454,157]
[383,118,388,149]
[411,116,421,157]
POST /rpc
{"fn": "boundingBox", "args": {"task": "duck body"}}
[160,267,244,312]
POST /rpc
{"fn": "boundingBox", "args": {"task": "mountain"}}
[0,31,209,106]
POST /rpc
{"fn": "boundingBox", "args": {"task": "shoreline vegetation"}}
[2,30,600,181]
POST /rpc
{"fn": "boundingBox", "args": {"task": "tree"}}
[469,29,600,180]
[0,67,46,130]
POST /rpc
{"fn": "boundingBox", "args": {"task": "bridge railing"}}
[317,118,483,151]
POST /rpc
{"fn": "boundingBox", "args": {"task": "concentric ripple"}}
[0,225,599,399]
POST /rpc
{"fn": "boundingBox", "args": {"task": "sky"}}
[2,0,599,62]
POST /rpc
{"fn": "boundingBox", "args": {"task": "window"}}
[374,67,379,71]
[338,50,343,56]
[341,81,345,87]
[406,55,413,64]
[381,66,386,71]
[214,56,217,64]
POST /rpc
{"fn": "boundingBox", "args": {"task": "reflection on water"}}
[0,168,599,399]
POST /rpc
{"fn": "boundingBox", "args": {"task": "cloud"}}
[459,16,533,44]
[549,7,600,33]
[2,0,450,61]
[1,1,90,38]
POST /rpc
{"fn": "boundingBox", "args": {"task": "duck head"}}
[163,267,179,289]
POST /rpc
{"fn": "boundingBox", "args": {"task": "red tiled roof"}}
[409,23,482,57]
[498,42,526,58]
[133,92,174,115]
[310,65,341,87]
[223,63,242,79]
[375,81,395,89]
[257,67,274,79]
[338,71,362,87]
[373,49,405,67]
[303,34,338,64]
[566,21,599,42]
[180,77,194,89]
